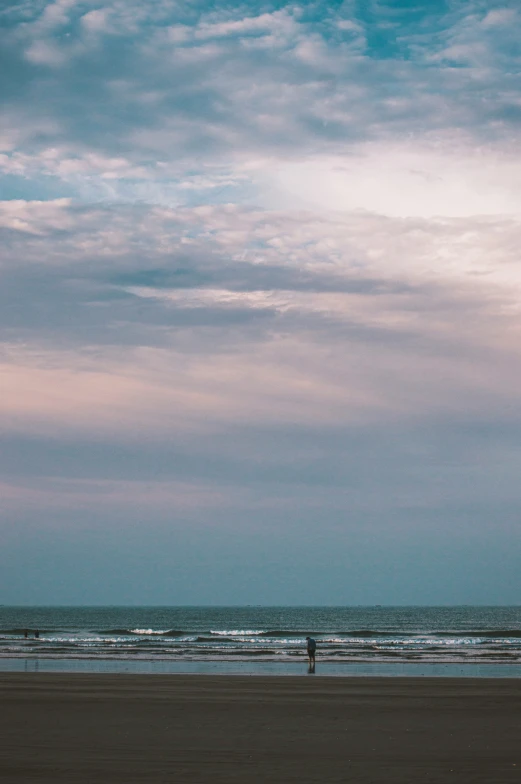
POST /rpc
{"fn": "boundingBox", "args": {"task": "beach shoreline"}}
[2,655,521,678]
[2,672,520,782]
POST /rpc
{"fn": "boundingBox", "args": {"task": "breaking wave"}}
[97,629,185,637]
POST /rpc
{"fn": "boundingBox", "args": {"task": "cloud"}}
[1,200,521,450]
[259,138,521,217]
[2,0,521,209]
[2,1,521,602]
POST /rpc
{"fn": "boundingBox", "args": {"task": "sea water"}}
[1,606,521,676]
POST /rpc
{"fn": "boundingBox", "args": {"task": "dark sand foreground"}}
[1,674,520,783]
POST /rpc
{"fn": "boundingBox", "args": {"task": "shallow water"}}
[3,656,521,678]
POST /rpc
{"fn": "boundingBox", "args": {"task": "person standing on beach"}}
[306,636,316,667]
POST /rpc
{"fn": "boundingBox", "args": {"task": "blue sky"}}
[1,0,521,604]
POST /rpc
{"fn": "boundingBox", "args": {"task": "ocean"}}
[2,606,521,677]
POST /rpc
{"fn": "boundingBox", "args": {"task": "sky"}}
[1,0,521,605]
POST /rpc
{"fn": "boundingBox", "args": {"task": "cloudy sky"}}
[1,0,521,605]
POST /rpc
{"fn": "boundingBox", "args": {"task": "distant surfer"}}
[306,636,316,669]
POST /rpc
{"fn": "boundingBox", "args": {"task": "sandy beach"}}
[1,673,520,783]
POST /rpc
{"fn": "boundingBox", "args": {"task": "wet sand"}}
[1,673,520,783]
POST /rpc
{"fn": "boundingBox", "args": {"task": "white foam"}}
[209,630,264,636]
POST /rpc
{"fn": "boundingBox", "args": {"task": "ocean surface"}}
[2,606,521,676]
